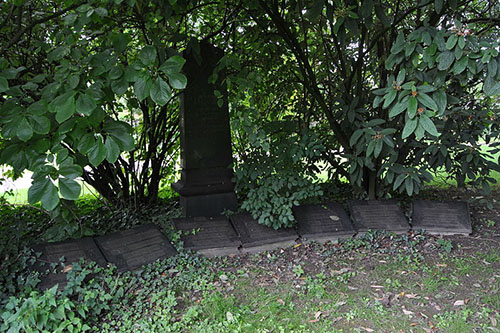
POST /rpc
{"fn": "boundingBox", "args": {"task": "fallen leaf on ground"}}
[294,243,302,248]
[403,309,414,315]
[308,311,322,323]
[62,265,73,273]
[405,293,420,299]
[436,263,447,267]
[359,327,374,332]
[370,285,384,288]
[410,323,418,327]
[453,300,465,306]
[490,314,498,327]
[277,299,285,305]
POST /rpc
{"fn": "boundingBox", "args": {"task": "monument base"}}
[180,192,237,217]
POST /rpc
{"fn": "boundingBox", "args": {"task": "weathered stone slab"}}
[230,213,298,253]
[32,237,107,290]
[172,42,237,217]
[411,200,472,235]
[293,203,355,243]
[95,224,177,272]
[173,216,241,256]
[348,200,409,234]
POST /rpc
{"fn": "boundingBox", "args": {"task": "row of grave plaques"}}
[33,200,471,290]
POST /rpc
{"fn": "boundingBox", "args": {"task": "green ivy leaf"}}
[59,177,81,200]
[111,77,129,96]
[53,93,76,123]
[452,56,468,74]
[150,78,172,106]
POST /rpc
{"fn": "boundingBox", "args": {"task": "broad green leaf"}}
[111,77,128,96]
[168,72,187,90]
[29,177,59,210]
[402,117,418,139]
[396,69,406,84]
[29,115,50,134]
[416,85,436,93]
[27,100,48,115]
[53,93,76,123]
[109,66,124,80]
[59,164,82,178]
[360,0,374,18]
[375,4,390,27]
[17,117,33,141]
[150,78,172,106]
[77,134,96,155]
[458,35,465,49]
[88,137,106,166]
[350,129,364,147]
[483,75,500,96]
[446,34,458,50]
[415,122,425,140]
[437,51,454,70]
[159,55,186,74]
[0,76,8,92]
[419,115,439,136]
[139,46,157,66]
[434,0,443,13]
[405,177,414,196]
[393,173,406,190]
[366,140,375,157]
[452,56,468,74]
[433,90,447,114]
[487,60,498,78]
[111,33,129,53]
[59,178,81,200]
[76,94,97,116]
[382,89,397,109]
[407,96,417,118]
[390,32,405,54]
[417,93,438,111]
[104,136,121,163]
[389,100,407,118]
[374,139,383,158]
[134,76,152,101]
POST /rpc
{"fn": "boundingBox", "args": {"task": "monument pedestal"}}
[172,42,237,217]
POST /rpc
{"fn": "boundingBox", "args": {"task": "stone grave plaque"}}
[95,224,177,272]
[411,200,472,235]
[293,203,355,243]
[230,213,298,253]
[348,200,409,234]
[173,216,241,256]
[172,41,237,217]
[32,237,107,290]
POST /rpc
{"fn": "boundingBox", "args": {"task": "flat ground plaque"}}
[348,200,409,234]
[411,200,472,235]
[293,203,355,243]
[95,224,177,272]
[173,216,241,256]
[230,213,298,253]
[32,237,107,290]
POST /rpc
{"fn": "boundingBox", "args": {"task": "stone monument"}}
[172,42,237,217]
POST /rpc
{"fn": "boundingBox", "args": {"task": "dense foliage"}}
[1,0,499,227]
